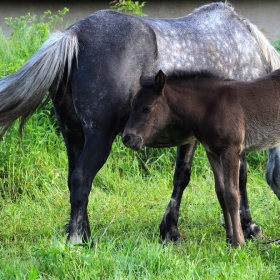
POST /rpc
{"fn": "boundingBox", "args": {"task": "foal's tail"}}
[244,19,280,71]
[0,29,79,137]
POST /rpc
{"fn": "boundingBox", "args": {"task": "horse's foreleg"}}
[159,141,197,243]
[68,130,115,246]
[239,152,263,239]
[266,146,280,199]
[221,149,245,248]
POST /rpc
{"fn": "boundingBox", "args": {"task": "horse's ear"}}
[155,70,166,90]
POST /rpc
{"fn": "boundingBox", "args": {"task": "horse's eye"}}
[143,105,152,113]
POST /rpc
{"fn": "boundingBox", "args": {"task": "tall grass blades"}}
[0,8,69,77]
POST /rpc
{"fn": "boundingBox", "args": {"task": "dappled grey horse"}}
[0,2,280,246]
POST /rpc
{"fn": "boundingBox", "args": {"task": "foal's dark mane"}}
[140,70,233,88]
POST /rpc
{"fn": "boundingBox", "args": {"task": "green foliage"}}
[110,0,147,16]
[4,7,69,38]
[0,8,69,131]
[0,132,280,279]
[272,37,280,52]
[0,8,69,77]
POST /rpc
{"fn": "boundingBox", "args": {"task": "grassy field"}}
[0,10,280,280]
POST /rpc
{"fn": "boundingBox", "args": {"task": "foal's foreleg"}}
[160,141,197,243]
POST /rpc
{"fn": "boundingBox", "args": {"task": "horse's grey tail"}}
[0,29,79,138]
[244,19,280,71]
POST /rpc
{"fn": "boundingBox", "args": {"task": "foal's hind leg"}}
[207,153,233,243]
[239,152,263,239]
[223,148,245,247]
[160,141,197,243]
[208,149,245,247]
[159,143,261,244]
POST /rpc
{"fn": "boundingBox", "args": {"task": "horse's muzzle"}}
[122,133,143,150]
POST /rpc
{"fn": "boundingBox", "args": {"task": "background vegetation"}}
[0,6,280,280]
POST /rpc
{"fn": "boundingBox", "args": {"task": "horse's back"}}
[71,9,158,81]
[140,2,270,79]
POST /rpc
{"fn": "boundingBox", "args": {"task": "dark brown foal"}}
[123,69,280,247]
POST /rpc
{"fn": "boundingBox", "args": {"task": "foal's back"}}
[223,69,280,151]
[168,69,280,153]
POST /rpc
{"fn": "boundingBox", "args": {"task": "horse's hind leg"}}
[159,141,197,243]
[266,147,280,199]
[67,129,116,246]
[52,89,92,244]
[53,84,115,246]
[239,152,263,239]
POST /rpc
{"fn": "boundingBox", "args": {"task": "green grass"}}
[0,10,280,280]
[1,132,280,279]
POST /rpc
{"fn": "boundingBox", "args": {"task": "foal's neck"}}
[165,78,227,123]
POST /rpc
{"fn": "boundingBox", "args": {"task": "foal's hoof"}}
[219,214,263,240]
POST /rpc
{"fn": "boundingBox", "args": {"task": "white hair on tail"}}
[0,29,79,136]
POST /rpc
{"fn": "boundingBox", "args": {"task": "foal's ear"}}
[155,70,166,90]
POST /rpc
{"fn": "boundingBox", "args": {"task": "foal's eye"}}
[143,105,152,114]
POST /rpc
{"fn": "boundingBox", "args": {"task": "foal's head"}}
[123,70,170,150]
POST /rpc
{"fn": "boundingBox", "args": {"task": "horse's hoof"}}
[159,222,182,244]
[66,233,94,249]
[162,234,183,246]
[243,222,263,240]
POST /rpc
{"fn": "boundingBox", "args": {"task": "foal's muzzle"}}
[122,133,143,150]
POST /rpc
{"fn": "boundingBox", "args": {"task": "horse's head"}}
[123,70,170,150]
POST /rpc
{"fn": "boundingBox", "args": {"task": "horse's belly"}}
[243,128,280,151]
